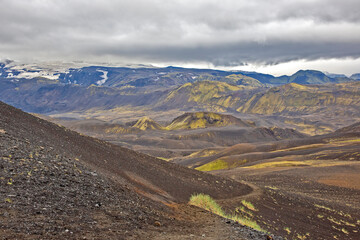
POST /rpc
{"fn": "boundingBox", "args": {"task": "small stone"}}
[154,221,161,227]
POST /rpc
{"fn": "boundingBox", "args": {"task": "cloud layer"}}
[1,0,360,71]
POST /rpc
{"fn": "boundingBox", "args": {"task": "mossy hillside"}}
[187,81,242,104]
[166,112,251,130]
[225,74,263,87]
[164,80,244,110]
[237,83,360,114]
[195,157,248,171]
[195,159,230,172]
[132,116,165,130]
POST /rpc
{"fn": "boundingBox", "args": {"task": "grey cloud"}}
[0,0,359,68]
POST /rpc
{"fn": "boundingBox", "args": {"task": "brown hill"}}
[0,101,251,203]
[335,121,360,133]
[174,126,360,239]
[169,127,306,147]
[1,101,278,239]
[175,129,360,170]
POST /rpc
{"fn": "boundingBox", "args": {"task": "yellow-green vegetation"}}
[183,149,220,159]
[195,158,247,171]
[314,204,335,212]
[195,159,229,171]
[244,160,349,169]
[284,227,291,234]
[189,194,263,231]
[328,138,360,144]
[189,193,224,216]
[270,144,325,153]
[104,126,137,134]
[132,116,164,130]
[237,82,360,115]
[235,206,254,217]
[166,112,247,130]
[225,74,263,87]
[241,200,258,211]
[244,161,308,169]
[165,80,243,109]
[328,216,342,225]
[296,233,310,240]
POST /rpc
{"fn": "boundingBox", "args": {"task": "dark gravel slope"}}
[0,101,282,239]
[0,101,251,203]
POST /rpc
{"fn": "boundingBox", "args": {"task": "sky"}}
[0,0,359,76]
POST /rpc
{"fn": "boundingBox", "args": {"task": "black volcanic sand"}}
[0,102,282,239]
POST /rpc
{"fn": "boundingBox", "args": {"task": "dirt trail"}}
[217,180,263,209]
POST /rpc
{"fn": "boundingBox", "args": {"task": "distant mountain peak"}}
[350,73,360,80]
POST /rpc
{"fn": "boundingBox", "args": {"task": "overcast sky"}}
[1,0,359,75]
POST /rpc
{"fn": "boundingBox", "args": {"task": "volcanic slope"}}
[0,101,283,239]
[176,125,360,239]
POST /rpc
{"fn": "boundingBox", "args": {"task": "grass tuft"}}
[241,200,258,211]
[189,193,263,232]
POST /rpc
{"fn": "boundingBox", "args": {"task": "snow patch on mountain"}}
[96,69,108,85]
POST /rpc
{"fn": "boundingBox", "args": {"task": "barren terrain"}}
[1,101,282,239]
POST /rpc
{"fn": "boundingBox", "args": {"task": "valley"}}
[2,1,360,239]
[1,62,360,240]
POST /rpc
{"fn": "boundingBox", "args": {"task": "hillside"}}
[132,116,165,130]
[1,62,359,117]
[224,74,264,87]
[237,82,360,116]
[175,126,360,239]
[350,73,360,80]
[169,127,306,146]
[166,112,254,130]
[158,80,259,111]
[0,101,252,202]
[287,70,338,84]
[1,101,287,239]
[335,121,360,133]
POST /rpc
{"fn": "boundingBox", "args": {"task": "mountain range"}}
[1,61,359,88]
[1,62,359,115]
